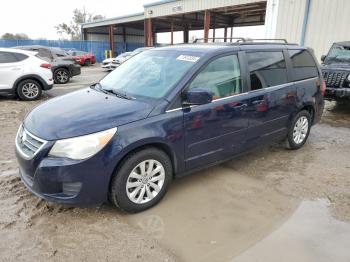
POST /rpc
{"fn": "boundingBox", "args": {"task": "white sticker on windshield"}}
[176,55,200,63]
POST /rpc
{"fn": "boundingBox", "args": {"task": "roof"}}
[0,47,37,56]
[81,12,145,29]
[143,0,179,8]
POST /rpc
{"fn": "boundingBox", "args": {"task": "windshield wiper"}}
[90,83,109,95]
[109,89,134,100]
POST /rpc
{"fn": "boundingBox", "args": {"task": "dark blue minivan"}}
[15,40,325,212]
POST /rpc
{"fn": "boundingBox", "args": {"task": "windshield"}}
[99,50,201,99]
[326,44,350,63]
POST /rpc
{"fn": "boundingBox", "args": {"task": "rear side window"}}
[289,49,318,81]
[0,52,19,63]
[246,51,288,90]
[188,54,242,99]
[38,49,52,59]
[13,53,28,61]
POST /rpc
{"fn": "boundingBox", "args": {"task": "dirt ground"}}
[0,66,350,261]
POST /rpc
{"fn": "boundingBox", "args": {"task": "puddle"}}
[233,199,350,262]
[124,165,350,262]
[124,165,298,262]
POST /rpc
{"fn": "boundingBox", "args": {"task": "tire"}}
[285,110,311,150]
[84,59,91,66]
[54,68,70,84]
[109,148,172,213]
[17,79,42,101]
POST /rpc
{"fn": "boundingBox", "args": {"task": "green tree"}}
[56,8,104,40]
[1,33,30,40]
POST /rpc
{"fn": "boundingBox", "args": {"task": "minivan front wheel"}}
[286,110,311,150]
[109,148,172,213]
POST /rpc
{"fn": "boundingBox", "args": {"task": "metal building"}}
[82,0,350,59]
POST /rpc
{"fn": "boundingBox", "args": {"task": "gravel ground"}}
[0,65,349,261]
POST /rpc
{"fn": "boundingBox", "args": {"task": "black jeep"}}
[321,42,350,100]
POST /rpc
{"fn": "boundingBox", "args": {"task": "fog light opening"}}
[62,182,82,196]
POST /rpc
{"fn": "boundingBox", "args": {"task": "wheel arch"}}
[12,74,45,93]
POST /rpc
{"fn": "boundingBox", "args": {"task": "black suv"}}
[15,45,81,84]
[321,42,350,100]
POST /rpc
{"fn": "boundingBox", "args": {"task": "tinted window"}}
[189,54,242,99]
[289,49,318,81]
[38,49,52,59]
[0,52,18,63]
[13,53,28,61]
[247,51,288,90]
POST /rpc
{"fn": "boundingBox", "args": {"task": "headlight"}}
[347,74,350,81]
[49,127,117,160]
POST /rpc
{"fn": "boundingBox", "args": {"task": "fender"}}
[11,74,51,91]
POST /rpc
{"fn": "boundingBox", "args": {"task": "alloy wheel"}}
[126,160,165,204]
[22,82,39,99]
[57,70,69,83]
[293,116,309,144]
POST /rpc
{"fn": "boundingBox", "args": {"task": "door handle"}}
[11,67,21,71]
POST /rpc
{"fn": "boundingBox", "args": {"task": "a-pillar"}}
[203,10,210,43]
[144,18,153,47]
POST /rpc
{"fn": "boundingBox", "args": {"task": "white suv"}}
[0,48,54,100]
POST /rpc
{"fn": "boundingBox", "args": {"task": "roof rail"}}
[193,37,289,44]
[193,37,246,43]
[241,38,288,43]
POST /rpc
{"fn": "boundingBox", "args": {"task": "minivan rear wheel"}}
[285,110,311,150]
[109,148,172,213]
[17,79,42,101]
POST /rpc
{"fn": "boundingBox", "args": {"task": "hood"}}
[322,63,350,71]
[24,88,154,141]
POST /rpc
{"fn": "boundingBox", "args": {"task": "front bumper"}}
[101,63,118,70]
[325,87,350,99]
[15,133,123,206]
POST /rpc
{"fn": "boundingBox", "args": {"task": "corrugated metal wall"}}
[274,0,350,60]
[144,0,262,18]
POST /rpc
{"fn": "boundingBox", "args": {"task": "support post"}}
[230,27,233,42]
[144,18,153,47]
[170,21,174,45]
[108,25,115,56]
[203,10,210,43]
[183,26,189,43]
[212,15,216,42]
[122,27,126,52]
[224,27,227,42]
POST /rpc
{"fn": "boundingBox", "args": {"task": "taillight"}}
[40,63,51,69]
[321,81,326,97]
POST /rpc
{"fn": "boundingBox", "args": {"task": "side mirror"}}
[183,88,213,106]
[321,55,326,62]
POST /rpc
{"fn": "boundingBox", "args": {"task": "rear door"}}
[0,52,24,90]
[243,50,297,147]
[183,53,250,170]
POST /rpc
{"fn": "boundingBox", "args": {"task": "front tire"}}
[285,110,311,150]
[109,148,172,213]
[17,79,42,101]
[54,68,70,84]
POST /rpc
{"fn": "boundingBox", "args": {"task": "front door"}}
[183,53,249,170]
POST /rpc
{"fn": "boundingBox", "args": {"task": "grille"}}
[16,126,47,159]
[322,71,348,88]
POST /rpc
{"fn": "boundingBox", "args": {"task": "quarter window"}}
[188,54,242,100]
[0,52,18,63]
[289,49,318,81]
[247,51,288,90]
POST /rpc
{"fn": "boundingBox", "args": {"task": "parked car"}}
[14,45,81,84]
[67,50,96,66]
[321,41,350,100]
[101,52,132,71]
[0,48,53,100]
[15,40,325,212]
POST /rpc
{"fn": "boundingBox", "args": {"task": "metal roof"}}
[81,12,145,29]
[143,0,179,8]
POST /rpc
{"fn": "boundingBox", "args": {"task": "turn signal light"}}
[40,63,51,69]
